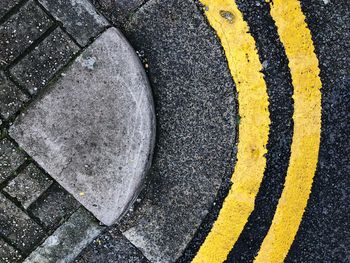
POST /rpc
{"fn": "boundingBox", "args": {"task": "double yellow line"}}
[193,0,322,262]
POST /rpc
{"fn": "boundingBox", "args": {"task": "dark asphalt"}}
[227,0,294,262]
[84,0,349,262]
[91,0,236,261]
[286,1,350,262]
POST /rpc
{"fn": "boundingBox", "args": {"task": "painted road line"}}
[227,1,294,261]
[193,0,270,262]
[254,0,322,262]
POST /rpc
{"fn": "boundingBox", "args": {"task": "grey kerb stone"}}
[10,27,155,226]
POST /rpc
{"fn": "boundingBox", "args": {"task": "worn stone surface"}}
[10,27,79,95]
[38,0,109,46]
[0,238,22,263]
[0,193,45,253]
[23,207,104,263]
[4,162,53,208]
[116,0,236,261]
[10,27,155,226]
[0,1,53,66]
[0,0,22,20]
[0,138,27,184]
[75,228,149,263]
[0,71,29,120]
[28,183,81,231]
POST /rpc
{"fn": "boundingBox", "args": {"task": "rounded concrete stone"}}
[9,27,155,226]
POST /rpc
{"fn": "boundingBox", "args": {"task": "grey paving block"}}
[4,163,53,209]
[0,1,53,66]
[119,0,236,261]
[28,183,80,231]
[0,0,22,20]
[0,138,27,184]
[0,71,29,119]
[0,238,22,263]
[10,27,155,226]
[10,27,79,95]
[0,193,45,253]
[75,228,148,263]
[38,0,109,46]
[23,207,104,263]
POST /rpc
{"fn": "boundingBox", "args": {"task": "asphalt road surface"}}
[0,0,348,262]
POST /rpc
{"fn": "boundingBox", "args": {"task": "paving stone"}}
[4,163,53,209]
[75,228,149,263]
[38,0,109,46]
[10,27,155,226]
[0,1,53,66]
[0,238,22,263]
[28,183,80,231]
[0,0,22,20]
[0,138,27,184]
[10,27,79,95]
[0,193,45,253]
[23,207,104,263]
[0,71,29,120]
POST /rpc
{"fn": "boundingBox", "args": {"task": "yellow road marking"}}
[193,0,270,262]
[254,1,322,262]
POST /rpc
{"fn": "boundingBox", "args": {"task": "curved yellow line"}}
[193,0,270,262]
[254,1,322,262]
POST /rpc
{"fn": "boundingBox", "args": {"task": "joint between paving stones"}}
[6,24,59,72]
[0,189,47,230]
[0,232,24,258]
[32,0,84,49]
[0,157,30,190]
[0,0,30,26]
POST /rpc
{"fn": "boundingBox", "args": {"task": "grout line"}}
[33,0,83,48]
[0,0,30,25]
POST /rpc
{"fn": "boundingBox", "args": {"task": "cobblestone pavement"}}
[1,0,349,262]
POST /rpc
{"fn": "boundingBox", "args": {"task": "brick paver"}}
[10,27,79,95]
[0,138,27,184]
[4,163,53,209]
[38,0,109,46]
[0,1,53,66]
[28,183,80,231]
[0,71,29,120]
[23,207,104,263]
[0,238,22,263]
[0,193,45,253]
[0,0,22,20]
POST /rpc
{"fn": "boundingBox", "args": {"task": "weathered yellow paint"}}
[254,1,322,262]
[193,0,270,262]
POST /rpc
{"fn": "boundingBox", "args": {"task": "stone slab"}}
[0,1,53,66]
[10,27,79,95]
[0,138,27,184]
[0,193,45,253]
[4,162,53,209]
[29,183,81,231]
[10,27,155,226]
[38,0,109,46]
[23,207,104,263]
[0,71,29,119]
[0,238,22,263]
